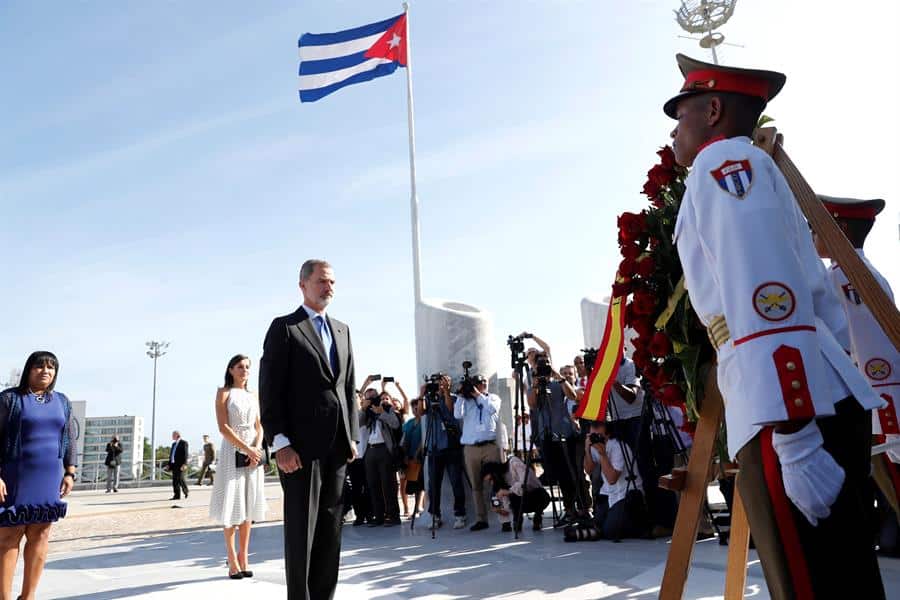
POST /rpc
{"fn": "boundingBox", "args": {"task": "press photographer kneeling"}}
[481,456,550,532]
[583,420,646,540]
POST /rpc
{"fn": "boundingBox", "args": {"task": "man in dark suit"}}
[168,430,189,500]
[260,259,359,600]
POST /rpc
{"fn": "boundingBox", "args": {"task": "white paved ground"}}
[14,484,900,599]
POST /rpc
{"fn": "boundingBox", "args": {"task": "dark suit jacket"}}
[259,306,359,462]
[169,438,188,469]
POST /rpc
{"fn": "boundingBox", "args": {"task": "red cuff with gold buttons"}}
[878,394,899,435]
[773,345,815,420]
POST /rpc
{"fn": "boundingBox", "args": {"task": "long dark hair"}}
[16,351,59,394]
[224,354,250,389]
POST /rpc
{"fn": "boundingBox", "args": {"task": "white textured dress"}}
[208,388,268,526]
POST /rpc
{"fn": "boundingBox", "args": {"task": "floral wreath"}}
[615,145,715,433]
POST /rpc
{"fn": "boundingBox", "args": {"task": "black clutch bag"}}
[235,451,253,468]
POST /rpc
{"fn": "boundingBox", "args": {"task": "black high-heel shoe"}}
[240,570,253,578]
[228,568,244,580]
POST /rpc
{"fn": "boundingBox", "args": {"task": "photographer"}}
[583,420,645,540]
[526,352,582,520]
[348,386,377,525]
[361,388,402,526]
[419,375,467,529]
[607,356,642,451]
[482,457,550,532]
[560,364,592,512]
[451,373,502,532]
[382,379,412,517]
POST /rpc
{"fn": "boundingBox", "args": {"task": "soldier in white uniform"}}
[814,195,900,543]
[664,53,886,599]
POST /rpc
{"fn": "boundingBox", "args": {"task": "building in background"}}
[70,401,86,470]
[81,415,145,483]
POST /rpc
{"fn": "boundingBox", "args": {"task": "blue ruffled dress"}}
[0,392,69,526]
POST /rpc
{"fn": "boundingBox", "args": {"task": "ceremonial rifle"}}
[754,127,900,352]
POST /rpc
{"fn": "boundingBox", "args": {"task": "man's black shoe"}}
[367,519,384,527]
[170,496,180,500]
[469,521,489,532]
[352,518,366,526]
[384,517,401,527]
[501,522,512,533]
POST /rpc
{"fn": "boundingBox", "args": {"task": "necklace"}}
[30,390,49,404]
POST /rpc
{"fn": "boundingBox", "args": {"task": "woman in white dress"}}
[209,354,268,579]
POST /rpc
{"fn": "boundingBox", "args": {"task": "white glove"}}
[886,434,900,464]
[771,421,845,527]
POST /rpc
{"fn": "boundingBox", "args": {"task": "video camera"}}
[589,432,606,445]
[507,332,533,369]
[424,372,446,398]
[459,360,479,398]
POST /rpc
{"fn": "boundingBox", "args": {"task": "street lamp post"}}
[145,341,170,481]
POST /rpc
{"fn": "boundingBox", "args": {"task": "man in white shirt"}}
[583,421,643,540]
[449,375,502,531]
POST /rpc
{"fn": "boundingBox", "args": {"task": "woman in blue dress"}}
[0,351,77,600]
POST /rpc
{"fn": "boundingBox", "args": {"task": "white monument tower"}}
[403,4,496,385]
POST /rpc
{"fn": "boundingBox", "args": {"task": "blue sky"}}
[2,0,898,451]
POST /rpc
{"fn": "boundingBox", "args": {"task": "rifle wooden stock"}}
[754,127,900,354]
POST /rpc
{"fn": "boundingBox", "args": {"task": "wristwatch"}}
[64,472,77,481]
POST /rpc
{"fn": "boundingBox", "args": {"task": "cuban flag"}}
[710,159,753,198]
[298,13,408,103]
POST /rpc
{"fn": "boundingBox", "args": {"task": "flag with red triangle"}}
[298,13,408,103]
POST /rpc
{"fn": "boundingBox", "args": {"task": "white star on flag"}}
[388,33,402,49]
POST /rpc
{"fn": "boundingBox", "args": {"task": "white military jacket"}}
[674,136,883,458]
[828,252,900,441]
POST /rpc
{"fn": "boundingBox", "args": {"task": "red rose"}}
[631,333,651,353]
[631,317,654,338]
[642,179,661,199]
[647,164,675,188]
[631,348,652,371]
[618,257,638,278]
[635,255,655,278]
[620,243,642,261]
[657,145,676,170]
[642,363,661,385]
[632,289,658,316]
[623,302,635,327]
[612,280,633,298]
[617,211,647,244]
[659,384,686,406]
[648,331,673,358]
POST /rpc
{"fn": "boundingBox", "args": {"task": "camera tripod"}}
[509,351,552,538]
[410,389,445,539]
[532,378,591,530]
[639,390,721,539]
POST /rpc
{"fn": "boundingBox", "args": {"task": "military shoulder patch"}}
[753,282,795,322]
[710,159,753,198]
[865,357,892,381]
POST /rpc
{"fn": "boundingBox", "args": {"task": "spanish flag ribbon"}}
[574,286,626,422]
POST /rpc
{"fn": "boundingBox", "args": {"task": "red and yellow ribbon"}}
[575,286,626,421]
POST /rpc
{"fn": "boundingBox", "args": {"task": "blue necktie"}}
[315,315,338,374]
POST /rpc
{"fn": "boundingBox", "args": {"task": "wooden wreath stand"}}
[656,126,900,599]
[657,367,752,600]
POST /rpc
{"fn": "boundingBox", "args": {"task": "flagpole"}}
[402,1,423,304]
